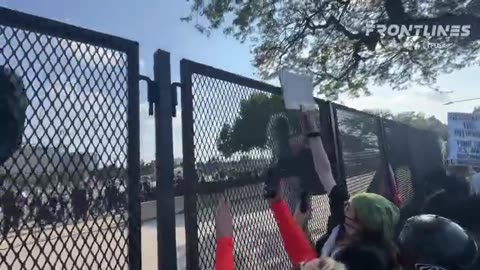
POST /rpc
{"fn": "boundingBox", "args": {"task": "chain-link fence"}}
[333,106,382,196]
[0,7,445,270]
[332,106,444,208]
[0,8,141,270]
[179,60,339,269]
[180,60,310,270]
[179,60,444,270]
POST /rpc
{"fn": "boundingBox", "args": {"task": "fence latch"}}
[139,75,158,116]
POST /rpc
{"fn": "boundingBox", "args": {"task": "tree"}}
[393,111,448,140]
[183,1,480,98]
[215,92,448,158]
[365,109,448,139]
[216,93,289,157]
[474,106,480,114]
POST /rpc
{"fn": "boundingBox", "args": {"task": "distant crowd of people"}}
[0,180,127,238]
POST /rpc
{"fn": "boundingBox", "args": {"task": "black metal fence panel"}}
[0,7,447,270]
[382,119,416,207]
[407,127,444,198]
[178,58,445,270]
[333,105,382,196]
[180,60,333,270]
[0,7,141,270]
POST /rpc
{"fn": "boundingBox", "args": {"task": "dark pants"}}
[2,208,20,237]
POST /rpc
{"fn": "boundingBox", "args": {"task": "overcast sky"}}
[2,0,478,162]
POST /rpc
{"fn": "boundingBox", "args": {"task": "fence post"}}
[328,103,347,187]
[154,50,178,270]
[180,59,200,270]
[127,42,142,270]
[376,117,395,201]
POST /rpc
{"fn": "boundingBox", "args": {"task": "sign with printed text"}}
[447,112,480,168]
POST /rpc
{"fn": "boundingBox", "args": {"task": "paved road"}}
[0,214,186,270]
[141,215,187,270]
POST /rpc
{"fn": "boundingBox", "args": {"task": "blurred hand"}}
[267,180,287,205]
[317,257,344,270]
[299,110,320,135]
[215,196,233,239]
[301,257,345,270]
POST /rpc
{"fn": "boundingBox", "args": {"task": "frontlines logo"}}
[366,24,471,37]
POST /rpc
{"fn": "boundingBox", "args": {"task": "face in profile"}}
[344,201,361,236]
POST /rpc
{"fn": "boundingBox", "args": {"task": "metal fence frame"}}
[177,59,444,270]
[0,7,141,270]
[0,7,445,270]
[180,59,284,269]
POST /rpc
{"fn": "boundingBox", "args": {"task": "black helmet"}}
[398,215,478,270]
[0,65,27,164]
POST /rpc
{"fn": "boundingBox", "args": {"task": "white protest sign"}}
[279,69,316,111]
[447,112,480,168]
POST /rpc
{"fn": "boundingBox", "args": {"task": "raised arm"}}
[215,197,234,270]
[300,110,336,195]
[268,182,317,267]
[300,110,349,234]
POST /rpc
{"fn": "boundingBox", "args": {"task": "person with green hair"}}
[316,192,402,270]
[262,109,403,270]
[295,110,402,270]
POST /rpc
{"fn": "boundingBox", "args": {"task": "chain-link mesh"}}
[181,61,445,270]
[0,10,138,269]
[196,186,297,270]
[408,128,445,182]
[334,107,381,196]
[383,120,415,207]
[185,68,330,269]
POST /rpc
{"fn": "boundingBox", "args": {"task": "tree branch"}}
[384,0,409,23]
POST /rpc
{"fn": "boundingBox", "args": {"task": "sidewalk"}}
[0,214,186,270]
[141,214,187,270]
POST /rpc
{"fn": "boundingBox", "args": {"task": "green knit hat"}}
[349,192,400,240]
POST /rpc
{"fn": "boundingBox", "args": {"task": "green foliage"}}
[184,0,480,98]
[215,92,449,157]
[366,109,448,140]
[216,93,285,158]
[394,112,448,140]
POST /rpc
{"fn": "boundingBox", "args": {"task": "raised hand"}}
[215,196,233,240]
